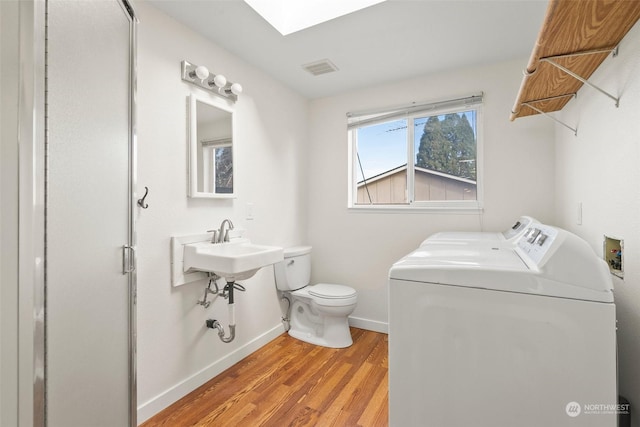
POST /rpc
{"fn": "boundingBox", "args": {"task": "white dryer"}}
[389,223,616,427]
[420,215,537,247]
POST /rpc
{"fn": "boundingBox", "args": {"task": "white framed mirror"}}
[188,94,235,198]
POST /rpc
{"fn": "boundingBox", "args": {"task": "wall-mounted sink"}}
[183,239,283,282]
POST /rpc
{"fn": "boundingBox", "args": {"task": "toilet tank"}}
[274,246,312,291]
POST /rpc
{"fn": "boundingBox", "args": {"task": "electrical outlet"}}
[246,202,255,220]
[577,202,582,225]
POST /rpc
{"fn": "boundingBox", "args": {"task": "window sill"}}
[347,202,484,214]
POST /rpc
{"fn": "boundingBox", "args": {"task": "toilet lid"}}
[308,283,357,299]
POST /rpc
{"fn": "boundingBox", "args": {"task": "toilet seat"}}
[292,283,357,307]
[308,283,356,299]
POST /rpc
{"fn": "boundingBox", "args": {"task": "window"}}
[348,94,482,210]
[200,138,233,194]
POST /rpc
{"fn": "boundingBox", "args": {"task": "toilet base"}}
[288,320,353,348]
[288,300,354,348]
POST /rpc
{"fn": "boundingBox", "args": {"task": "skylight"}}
[243,0,387,36]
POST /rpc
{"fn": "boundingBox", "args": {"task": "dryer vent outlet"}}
[604,235,623,279]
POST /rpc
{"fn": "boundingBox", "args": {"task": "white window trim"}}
[347,96,484,212]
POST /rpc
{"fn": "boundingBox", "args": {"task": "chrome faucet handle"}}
[206,229,219,243]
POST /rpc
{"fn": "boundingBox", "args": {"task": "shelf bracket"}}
[539,47,619,107]
[521,94,577,136]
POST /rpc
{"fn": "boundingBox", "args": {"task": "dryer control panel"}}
[502,216,536,240]
[517,225,559,265]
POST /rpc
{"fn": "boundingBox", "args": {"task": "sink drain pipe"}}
[206,318,235,343]
[206,281,241,343]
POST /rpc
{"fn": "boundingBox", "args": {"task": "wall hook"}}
[137,186,149,209]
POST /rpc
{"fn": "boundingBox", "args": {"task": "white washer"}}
[389,223,616,427]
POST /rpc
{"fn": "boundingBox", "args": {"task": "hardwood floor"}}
[141,328,388,427]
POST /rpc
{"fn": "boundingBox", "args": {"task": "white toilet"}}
[274,246,357,348]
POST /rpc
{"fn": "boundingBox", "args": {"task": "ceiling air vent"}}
[302,59,338,76]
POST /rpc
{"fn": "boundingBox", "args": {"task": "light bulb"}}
[193,65,209,80]
[230,83,243,96]
[213,74,227,88]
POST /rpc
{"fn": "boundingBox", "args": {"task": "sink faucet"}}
[217,219,234,243]
[206,219,234,243]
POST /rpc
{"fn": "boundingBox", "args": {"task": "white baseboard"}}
[137,323,285,425]
[348,316,388,334]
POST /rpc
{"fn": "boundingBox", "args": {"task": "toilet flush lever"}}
[287,260,295,266]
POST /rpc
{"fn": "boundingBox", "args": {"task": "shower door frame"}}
[17,0,138,425]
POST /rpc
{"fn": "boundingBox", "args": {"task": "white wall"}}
[555,20,640,424]
[135,3,308,422]
[307,60,556,329]
[0,1,20,425]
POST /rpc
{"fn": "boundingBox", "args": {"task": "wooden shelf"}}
[510,0,640,122]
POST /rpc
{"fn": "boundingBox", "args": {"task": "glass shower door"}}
[46,1,136,425]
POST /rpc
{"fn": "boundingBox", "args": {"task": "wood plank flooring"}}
[141,328,388,427]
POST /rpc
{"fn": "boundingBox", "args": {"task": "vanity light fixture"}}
[181,60,243,102]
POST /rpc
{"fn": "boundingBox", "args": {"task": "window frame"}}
[347,97,484,212]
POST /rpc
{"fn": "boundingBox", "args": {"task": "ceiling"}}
[147,0,549,99]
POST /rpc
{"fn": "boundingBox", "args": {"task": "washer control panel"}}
[517,225,559,265]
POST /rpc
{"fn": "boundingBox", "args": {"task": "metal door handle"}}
[122,245,136,274]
